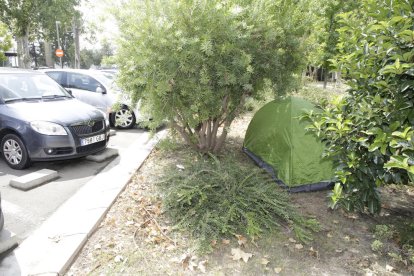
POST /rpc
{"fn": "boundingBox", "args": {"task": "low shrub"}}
[158,154,319,253]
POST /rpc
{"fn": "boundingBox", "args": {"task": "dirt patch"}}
[67,113,414,276]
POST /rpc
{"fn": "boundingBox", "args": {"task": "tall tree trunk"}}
[16,32,31,68]
[323,67,328,89]
[73,21,81,69]
[44,41,54,68]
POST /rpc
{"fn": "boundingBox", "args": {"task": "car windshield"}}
[0,73,71,102]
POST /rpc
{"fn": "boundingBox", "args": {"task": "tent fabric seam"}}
[242,147,334,193]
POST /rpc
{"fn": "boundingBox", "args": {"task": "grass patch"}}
[158,153,319,253]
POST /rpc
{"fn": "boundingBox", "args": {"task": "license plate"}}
[80,134,105,146]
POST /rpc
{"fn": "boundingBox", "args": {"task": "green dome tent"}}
[243,96,335,192]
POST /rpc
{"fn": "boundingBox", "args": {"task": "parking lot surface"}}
[0,127,147,240]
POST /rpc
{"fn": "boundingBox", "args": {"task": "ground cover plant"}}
[158,153,320,253]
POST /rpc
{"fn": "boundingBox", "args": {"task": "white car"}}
[42,69,140,129]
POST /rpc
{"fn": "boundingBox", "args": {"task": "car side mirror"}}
[66,89,73,96]
[96,86,106,94]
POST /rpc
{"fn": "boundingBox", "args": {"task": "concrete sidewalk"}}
[0,130,167,276]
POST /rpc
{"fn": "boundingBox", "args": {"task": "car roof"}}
[42,68,101,73]
[0,68,44,75]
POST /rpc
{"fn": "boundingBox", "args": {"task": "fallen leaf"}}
[235,234,248,247]
[114,255,123,263]
[222,239,230,245]
[179,254,191,269]
[327,233,333,238]
[198,260,207,273]
[211,240,217,247]
[333,220,339,224]
[309,247,318,258]
[288,238,296,243]
[344,236,350,242]
[176,164,185,170]
[335,248,343,253]
[295,244,303,250]
[188,260,197,271]
[231,248,253,263]
[261,258,270,266]
[386,264,394,272]
[274,267,282,273]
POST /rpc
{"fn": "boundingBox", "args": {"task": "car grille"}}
[71,120,104,136]
[53,147,74,155]
[76,140,106,154]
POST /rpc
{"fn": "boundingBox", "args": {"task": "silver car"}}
[43,69,141,129]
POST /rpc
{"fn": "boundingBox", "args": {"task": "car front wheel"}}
[1,134,31,170]
[111,108,136,129]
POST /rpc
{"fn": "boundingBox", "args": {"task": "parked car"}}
[42,69,140,129]
[0,68,110,169]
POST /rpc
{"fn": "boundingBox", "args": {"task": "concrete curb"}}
[9,169,59,191]
[0,130,167,276]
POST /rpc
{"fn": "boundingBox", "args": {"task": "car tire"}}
[111,107,136,129]
[1,134,31,170]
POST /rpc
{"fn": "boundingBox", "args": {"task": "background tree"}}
[305,0,414,213]
[80,48,103,69]
[0,21,12,62]
[115,0,313,153]
[305,0,359,85]
[0,0,80,68]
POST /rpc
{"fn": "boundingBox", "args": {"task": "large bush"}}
[304,0,414,213]
[114,0,312,153]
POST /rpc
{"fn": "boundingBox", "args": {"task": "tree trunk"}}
[16,32,31,69]
[44,41,54,68]
[323,67,328,89]
[73,21,81,69]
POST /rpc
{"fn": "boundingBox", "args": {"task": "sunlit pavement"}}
[0,127,166,275]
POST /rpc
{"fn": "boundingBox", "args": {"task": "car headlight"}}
[97,110,110,127]
[30,121,67,136]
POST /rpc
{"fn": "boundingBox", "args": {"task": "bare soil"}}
[67,113,414,276]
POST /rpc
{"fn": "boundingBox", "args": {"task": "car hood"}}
[5,98,105,125]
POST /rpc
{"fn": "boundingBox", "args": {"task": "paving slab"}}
[0,129,167,276]
[85,147,119,163]
[9,169,59,191]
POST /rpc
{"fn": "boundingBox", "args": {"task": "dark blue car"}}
[0,68,110,169]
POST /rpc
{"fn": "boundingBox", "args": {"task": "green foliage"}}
[158,154,319,253]
[374,224,394,241]
[0,21,12,61]
[115,0,312,153]
[371,240,384,252]
[293,84,338,104]
[371,222,414,266]
[304,0,414,213]
[0,0,81,67]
